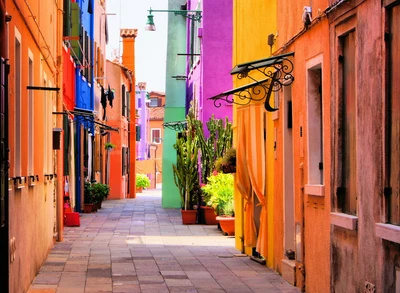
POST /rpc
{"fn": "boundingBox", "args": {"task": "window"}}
[386,4,400,225]
[14,29,21,176]
[28,50,34,175]
[307,63,323,185]
[149,98,161,107]
[126,91,130,119]
[337,31,357,215]
[122,147,129,176]
[151,129,161,144]
[122,84,127,117]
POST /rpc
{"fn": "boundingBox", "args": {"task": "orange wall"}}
[276,1,331,292]
[105,60,130,199]
[148,119,164,158]
[7,0,60,292]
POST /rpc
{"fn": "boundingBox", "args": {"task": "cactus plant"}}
[172,132,199,210]
[195,115,233,183]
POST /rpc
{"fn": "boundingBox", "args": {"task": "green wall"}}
[162,0,187,208]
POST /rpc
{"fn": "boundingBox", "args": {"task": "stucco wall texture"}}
[233,0,277,267]
[105,60,130,199]
[277,2,332,292]
[329,1,398,292]
[7,0,59,292]
[162,0,187,208]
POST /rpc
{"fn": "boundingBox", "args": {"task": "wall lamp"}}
[145,7,202,31]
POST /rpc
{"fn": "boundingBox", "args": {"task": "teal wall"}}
[162,108,185,208]
[162,0,187,208]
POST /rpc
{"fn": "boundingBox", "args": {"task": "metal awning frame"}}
[163,120,187,132]
[209,52,295,112]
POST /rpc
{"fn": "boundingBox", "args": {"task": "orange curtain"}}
[237,107,257,247]
[237,104,268,257]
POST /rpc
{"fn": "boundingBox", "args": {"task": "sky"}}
[106,0,168,92]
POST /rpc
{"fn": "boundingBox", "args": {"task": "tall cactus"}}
[196,115,233,183]
[172,131,199,210]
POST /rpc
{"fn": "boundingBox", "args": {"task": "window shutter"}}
[136,125,141,141]
[63,0,71,37]
[121,84,126,116]
[70,3,81,61]
[126,92,130,119]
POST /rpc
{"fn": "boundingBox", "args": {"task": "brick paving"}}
[28,188,300,293]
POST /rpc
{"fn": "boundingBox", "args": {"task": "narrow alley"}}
[27,188,299,293]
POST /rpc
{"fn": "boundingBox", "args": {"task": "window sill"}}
[305,184,325,196]
[375,223,400,244]
[13,177,26,189]
[331,212,358,231]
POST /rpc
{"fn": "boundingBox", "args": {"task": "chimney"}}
[138,82,146,90]
[120,29,138,73]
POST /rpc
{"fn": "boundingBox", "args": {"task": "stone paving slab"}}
[28,188,300,293]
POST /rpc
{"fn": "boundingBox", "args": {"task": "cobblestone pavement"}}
[28,188,300,293]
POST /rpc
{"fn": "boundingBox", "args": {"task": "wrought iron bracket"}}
[163,120,187,132]
[209,52,295,112]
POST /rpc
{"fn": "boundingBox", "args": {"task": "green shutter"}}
[63,0,71,37]
[136,125,141,141]
[70,3,81,61]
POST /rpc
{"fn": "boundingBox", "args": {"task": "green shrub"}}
[201,172,234,216]
[136,174,150,188]
[88,182,110,204]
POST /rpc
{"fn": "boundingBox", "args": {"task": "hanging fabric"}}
[101,85,107,120]
[237,104,268,257]
[107,84,114,108]
[237,106,257,248]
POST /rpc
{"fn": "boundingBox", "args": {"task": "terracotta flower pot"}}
[200,206,218,225]
[136,187,143,193]
[83,204,94,213]
[216,216,235,236]
[181,209,197,225]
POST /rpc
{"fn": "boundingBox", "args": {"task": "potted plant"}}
[215,148,236,174]
[202,172,235,235]
[83,181,95,213]
[104,142,116,151]
[172,132,199,225]
[136,174,150,192]
[88,182,110,210]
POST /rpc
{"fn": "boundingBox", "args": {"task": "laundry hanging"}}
[107,84,114,108]
[100,85,107,120]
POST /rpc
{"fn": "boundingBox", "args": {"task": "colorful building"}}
[328,1,400,292]
[162,0,187,208]
[162,0,233,208]
[104,57,132,199]
[5,0,64,291]
[186,0,233,125]
[148,91,165,185]
[274,1,331,291]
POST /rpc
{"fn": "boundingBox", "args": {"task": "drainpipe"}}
[56,0,64,242]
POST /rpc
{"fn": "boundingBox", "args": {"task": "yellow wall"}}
[233,0,277,266]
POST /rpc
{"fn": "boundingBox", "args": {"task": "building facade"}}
[6,0,63,291]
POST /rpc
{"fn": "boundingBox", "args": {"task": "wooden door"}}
[341,31,357,215]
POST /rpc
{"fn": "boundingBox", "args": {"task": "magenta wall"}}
[187,0,233,127]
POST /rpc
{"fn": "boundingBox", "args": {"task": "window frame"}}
[151,128,161,144]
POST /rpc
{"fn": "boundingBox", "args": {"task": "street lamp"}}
[145,7,202,31]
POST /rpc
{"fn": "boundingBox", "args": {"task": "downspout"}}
[56,0,64,242]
